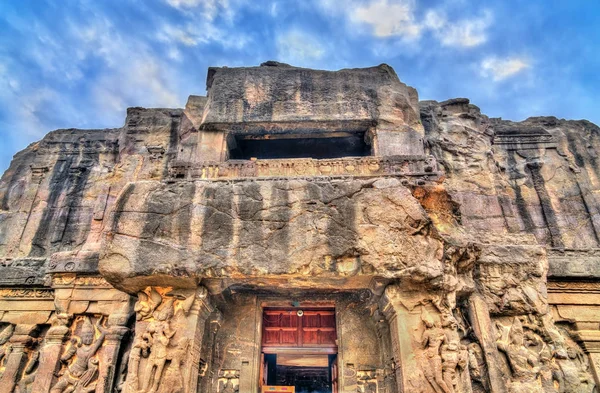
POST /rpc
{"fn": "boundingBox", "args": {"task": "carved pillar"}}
[467,293,508,393]
[184,287,215,393]
[96,321,130,393]
[0,325,36,393]
[379,285,409,393]
[30,316,70,393]
[374,309,397,393]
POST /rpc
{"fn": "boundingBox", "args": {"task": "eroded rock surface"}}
[0,63,598,393]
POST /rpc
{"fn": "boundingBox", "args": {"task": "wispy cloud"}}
[480,56,531,81]
[346,0,492,48]
[276,29,325,66]
[352,0,422,39]
[427,9,492,47]
[157,22,250,49]
[164,0,240,22]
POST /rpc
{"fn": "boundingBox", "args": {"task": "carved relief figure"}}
[135,288,162,321]
[142,299,176,393]
[421,317,453,393]
[124,287,202,393]
[15,349,40,393]
[156,339,189,393]
[537,345,560,393]
[221,379,238,393]
[467,342,489,392]
[0,324,14,372]
[124,334,152,392]
[51,316,107,393]
[496,318,542,393]
[554,344,596,393]
[440,342,467,393]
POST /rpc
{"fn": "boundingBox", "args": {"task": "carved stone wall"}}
[0,62,599,392]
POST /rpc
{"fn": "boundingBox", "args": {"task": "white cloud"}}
[353,0,421,39]
[67,18,182,114]
[157,22,250,50]
[343,0,492,48]
[16,88,60,137]
[480,56,531,81]
[277,30,325,65]
[433,10,492,48]
[164,0,238,22]
[168,48,183,62]
[159,24,204,46]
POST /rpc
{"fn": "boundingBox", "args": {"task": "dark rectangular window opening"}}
[228,132,371,160]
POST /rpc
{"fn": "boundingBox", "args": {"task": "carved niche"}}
[50,315,107,393]
[122,287,209,393]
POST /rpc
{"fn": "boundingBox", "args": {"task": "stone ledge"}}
[168,155,441,182]
[548,248,600,279]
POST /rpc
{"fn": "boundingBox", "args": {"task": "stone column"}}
[378,285,410,393]
[0,325,36,393]
[30,316,71,393]
[184,287,215,393]
[374,310,397,393]
[96,323,130,393]
[467,293,508,393]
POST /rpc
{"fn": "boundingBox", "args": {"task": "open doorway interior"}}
[261,308,338,393]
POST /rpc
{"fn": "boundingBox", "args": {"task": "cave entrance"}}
[260,308,338,393]
[228,132,371,160]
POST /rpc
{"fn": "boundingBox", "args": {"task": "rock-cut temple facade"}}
[0,61,599,393]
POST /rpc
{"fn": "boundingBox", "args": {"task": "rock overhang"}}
[98,177,466,294]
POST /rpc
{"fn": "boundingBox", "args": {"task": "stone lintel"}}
[168,155,440,182]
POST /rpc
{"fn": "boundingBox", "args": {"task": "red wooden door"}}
[262,309,337,348]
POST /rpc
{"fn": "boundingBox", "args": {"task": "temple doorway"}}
[260,308,338,393]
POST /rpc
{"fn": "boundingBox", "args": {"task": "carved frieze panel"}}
[0,288,53,299]
[168,155,440,182]
[51,274,112,288]
[47,252,100,275]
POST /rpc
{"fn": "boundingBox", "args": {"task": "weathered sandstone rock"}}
[0,63,598,393]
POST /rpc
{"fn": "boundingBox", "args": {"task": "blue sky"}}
[1,0,599,173]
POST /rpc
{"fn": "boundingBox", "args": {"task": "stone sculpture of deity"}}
[421,317,453,393]
[50,316,106,393]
